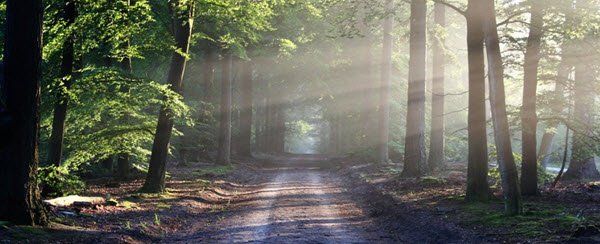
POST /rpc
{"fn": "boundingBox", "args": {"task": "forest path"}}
[169,157,391,243]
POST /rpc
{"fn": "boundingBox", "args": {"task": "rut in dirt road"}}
[177,165,392,243]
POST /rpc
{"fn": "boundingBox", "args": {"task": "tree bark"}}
[402,0,427,177]
[483,0,523,215]
[140,0,193,193]
[376,0,394,164]
[48,0,76,166]
[428,2,446,171]
[239,61,253,157]
[0,0,48,225]
[216,52,233,164]
[117,0,132,180]
[562,61,600,180]
[465,0,492,202]
[520,0,544,196]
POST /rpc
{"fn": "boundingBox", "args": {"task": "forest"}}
[1,0,600,243]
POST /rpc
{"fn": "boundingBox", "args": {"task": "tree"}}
[0,0,48,225]
[483,0,523,215]
[402,0,427,177]
[376,0,394,164]
[216,52,232,165]
[562,58,600,180]
[48,0,76,166]
[520,0,544,196]
[465,0,493,202]
[428,2,446,171]
[140,0,194,193]
[238,60,253,157]
[117,0,133,180]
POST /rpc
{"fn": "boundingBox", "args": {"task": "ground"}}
[1,155,600,243]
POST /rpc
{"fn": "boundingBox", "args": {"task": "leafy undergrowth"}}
[338,160,600,243]
[0,159,254,243]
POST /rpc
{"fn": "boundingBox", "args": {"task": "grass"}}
[156,204,171,209]
[8,226,49,239]
[462,201,591,238]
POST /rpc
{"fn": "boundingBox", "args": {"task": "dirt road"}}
[170,160,392,243]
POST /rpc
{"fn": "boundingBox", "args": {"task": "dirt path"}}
[168,161,391,243]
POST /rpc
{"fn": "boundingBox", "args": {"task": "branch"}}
[432,0,466,17]
[496,10,527,27]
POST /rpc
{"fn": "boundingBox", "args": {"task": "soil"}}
[2,154,599,243]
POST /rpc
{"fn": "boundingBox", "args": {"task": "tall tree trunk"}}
[465,0,492,202]
[48,0,75,166]
[538,59,569,168]
[239,61,253,157]
[117,0,132,180]
[483,0,523,215]
[0,0,48,226]
[216,52,233,164]
[428,2,446,171]
[520,0,544,196]
[376,0,394,163]
[562,62,600,180]
[402,0,427,177]
[140,1,193,193]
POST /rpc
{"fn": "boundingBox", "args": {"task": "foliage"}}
[38,165,85,197]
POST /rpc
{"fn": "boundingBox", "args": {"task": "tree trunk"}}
[465,0,492,202]
[117,0,132,180]
[562,62,600,180]
[0,0,48,226]
[216,52,233,164]
[376,0,394,164]
[520,0,544,196]
[48,0,75,166]
[117,53,132,180]
[428,2,445,171]
[402,0,427,177]
[538,59,569,168]
[140,1,193,193]
[483,0,523,215]
[238,61,253,157]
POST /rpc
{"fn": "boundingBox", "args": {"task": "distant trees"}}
[0,0,48,225]
[402,0,427,177]
[140,0,194,193]
[238,60,253,157]
[376,0,394,164]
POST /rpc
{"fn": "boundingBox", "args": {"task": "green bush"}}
[38,165,85,197]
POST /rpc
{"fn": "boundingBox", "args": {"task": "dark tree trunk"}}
[520,0,544,196]
[216,52,233,164]
[0,0,48,226]
[562,62,600,180]
[428,2,446,171]
[465,0,492,202]
[48,0,76,166]
[483,0,523,215]
[402,0,427,177]
[140,1,193,193]
[117,33,133,180]
[239,61,253,157]
[276,104,286,153]
[376,0,394,163]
